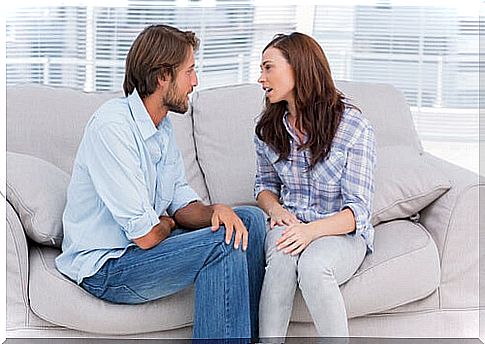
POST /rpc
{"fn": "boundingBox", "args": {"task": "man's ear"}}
[157,73,170,91]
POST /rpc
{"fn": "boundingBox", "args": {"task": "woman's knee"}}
[297,248,335,289]
[265,243,298,275]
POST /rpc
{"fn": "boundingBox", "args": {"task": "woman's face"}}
[258,47,295,105]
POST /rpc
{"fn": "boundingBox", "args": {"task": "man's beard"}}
[163,82,189,114]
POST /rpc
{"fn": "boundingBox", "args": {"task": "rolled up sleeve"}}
[340,122,377,237]
[254,135,282,199]
[125,208,161,240]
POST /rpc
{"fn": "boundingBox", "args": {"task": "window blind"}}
[6,1,480,142]
[312,4,479,141]
[6,2,296,91]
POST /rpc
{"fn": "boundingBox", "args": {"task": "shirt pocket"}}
[161,162,177,200]
[311,149,346,197]
[155,161,177,214]
[157,139,180,203]
[265,147,292,182]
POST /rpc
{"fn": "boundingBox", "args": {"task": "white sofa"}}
[5,82,482,339]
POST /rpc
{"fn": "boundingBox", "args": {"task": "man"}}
[55,24,266,340]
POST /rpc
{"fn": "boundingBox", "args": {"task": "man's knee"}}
[234,206,266,226]
[233,205,266,239]
[208,225,227,244]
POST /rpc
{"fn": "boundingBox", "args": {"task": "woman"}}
[254,32,376,339]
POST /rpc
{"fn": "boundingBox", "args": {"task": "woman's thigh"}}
[298,234,367,285]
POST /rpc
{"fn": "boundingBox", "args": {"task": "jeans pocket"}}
[100,284,149,304]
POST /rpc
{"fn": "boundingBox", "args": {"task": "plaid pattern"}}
[254,106,377,252]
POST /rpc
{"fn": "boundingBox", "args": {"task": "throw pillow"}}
[371,147,451,226]
[6,152,69,247]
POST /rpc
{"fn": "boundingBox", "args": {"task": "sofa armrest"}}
[419,153,482,310]
[6,199,31,330]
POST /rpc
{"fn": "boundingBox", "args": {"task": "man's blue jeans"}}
[80,206,266,340]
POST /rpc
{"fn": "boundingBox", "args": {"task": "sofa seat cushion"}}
[30,220,440,334]
[29,246,194,335]
[290,220,441,322]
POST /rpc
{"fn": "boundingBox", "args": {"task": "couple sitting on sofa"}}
[55,24,376,341]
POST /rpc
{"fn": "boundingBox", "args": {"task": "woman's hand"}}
[268,204,300,229]
[276,223,317,256]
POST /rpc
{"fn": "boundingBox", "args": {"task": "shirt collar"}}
[127,88,169,141]
[283,111,307,144]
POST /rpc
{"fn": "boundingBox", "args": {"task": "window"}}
[312,4,480,143]
[6,1,297,91]
[6,0,481,173]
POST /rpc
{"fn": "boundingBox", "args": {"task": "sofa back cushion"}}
[193,82,423,205]
[7,84,210,203]
[7,84,120,174]
[193,82,447,225]
[192,84,264,206]
[336,80,423,152]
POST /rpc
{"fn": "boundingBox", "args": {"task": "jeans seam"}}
[109,239,223,276]
[103,284,149,303]
[224,244,230,338]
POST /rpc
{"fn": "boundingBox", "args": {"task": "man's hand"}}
[210,204,248,251]
[159,215,177,232]
[276,223,316,256]
[268,204,300,229]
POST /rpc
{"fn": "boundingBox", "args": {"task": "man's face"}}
[163,47,198,114]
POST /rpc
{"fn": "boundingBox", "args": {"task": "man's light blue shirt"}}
[55,89,200,284]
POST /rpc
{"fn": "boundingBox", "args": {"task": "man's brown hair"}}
[123,24,199,98]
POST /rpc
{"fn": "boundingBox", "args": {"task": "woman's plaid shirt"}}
[254,106,377,252]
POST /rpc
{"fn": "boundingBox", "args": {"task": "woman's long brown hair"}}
[255,32,354,169]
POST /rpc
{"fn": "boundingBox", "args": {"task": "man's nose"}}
[192,72,198,87]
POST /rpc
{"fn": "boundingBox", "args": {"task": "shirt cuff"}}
[341,202,369,237]
[124,208,160,240]
[254,185,280,200]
